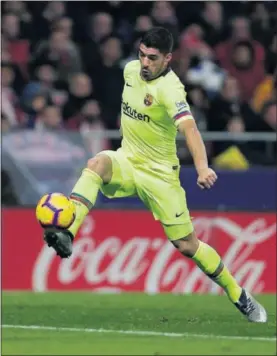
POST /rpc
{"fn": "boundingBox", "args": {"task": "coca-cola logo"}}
[32,214,276,294]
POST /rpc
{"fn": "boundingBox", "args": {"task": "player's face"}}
[139,44,172,81]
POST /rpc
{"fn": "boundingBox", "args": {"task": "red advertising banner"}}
[2,209,276,293]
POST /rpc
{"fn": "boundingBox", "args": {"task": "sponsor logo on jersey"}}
[144,93,153,106]
[122,101,150,122]
[175,100,188,111]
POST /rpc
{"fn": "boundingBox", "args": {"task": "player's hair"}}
[140,27,173,54]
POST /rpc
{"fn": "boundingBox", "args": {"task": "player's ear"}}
[165,53,172,64]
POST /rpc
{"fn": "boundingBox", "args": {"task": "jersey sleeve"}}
[159,75,194,127]
[123,63,129,81]
[123,60,139,82]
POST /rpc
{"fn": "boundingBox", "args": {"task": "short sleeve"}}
[159,75,194,127]
[123,63,129,81]
[123,60,139,82]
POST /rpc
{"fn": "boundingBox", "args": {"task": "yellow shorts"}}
[99,149,193,240]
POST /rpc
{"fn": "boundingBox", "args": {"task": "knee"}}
[86,154,112,183]
[87,156,103,171]
[171,231,199,257]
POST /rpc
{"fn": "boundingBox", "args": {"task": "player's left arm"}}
[160,79,217,189]
[178,119,217,189]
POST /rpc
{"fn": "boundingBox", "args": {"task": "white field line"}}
[2,324,276,342]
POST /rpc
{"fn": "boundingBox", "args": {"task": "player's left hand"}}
[197,168,217,190]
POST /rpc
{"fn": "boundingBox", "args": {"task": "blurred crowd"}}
[1,1,277,167]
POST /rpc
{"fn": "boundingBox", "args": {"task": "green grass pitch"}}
[2,292,276,355]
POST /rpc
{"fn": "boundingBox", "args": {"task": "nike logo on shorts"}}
[126,83,132,87]
[176,212,184,218]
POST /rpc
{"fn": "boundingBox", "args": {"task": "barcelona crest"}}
[144,93,153,106]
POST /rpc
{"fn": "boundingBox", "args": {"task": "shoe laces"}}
[243,297,255,314]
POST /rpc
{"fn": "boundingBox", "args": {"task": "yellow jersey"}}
[120,60,193,168]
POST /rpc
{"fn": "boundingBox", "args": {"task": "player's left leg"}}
[164,224,267,322]
[136,168,267,323]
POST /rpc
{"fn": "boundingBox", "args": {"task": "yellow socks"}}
[68,168,103,237]
[192,241,242,303]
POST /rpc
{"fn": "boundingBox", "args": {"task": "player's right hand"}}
[197,168,217,190]
[44,229,73,258]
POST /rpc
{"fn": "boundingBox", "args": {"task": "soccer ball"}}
[36,193,76,229]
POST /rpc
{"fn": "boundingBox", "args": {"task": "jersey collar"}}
[141,66,171,83]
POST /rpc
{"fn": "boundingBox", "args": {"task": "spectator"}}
[3,1,31,23]
[81,102,111,156]
[120,16,153,67]
[3,1,32,38]
[120,36,141,68]
[215,16,265,99]
[2,112,12,133]
[223,40,265,101]
[186,84,209,131]
[207,76,260,155]
[174,24,208,78]
[81,12,113,74]
[2,13,30,72]
[63,73,95,120]
[1,35,10,61]
[252,35,277,113]
[1,54,26,96]
[186,45,226,97]
[2,13,21,40]
[265,101,277,131]
[229,16,254,41]
[35,64,56,89]
[245,100,277,165]
[34,64,68,107]
[31,1,67,42]
[151,2,177,27]
[265,34,277,81]
[197,2,227,46]
[31,30,83,83]
[20,82,49,128]
[250,2,274,48]
[253,100,277,133]
[67,99,109,155]
[43,1,67,22]
[208,76,258,130]
[66,100,99,128]
[91,36,124,131]
[51,17,73,40]
[1,62,19,128]
[91,12,114,43]
[135,15,153,33]
[35,105,63,131]
[150,1,179,49]
[216,15,265,52]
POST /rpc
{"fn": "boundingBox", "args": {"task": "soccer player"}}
[44,27,267,323]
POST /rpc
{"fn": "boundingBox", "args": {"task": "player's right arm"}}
[123,60,139,83]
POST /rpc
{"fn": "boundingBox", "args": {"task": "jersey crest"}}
[144,93,153,107]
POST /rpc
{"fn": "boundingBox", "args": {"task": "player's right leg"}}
[68,153,113,236]
[44,153,114,258]
[44,149,137,257]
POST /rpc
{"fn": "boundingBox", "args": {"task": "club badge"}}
[144,93,153,106]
